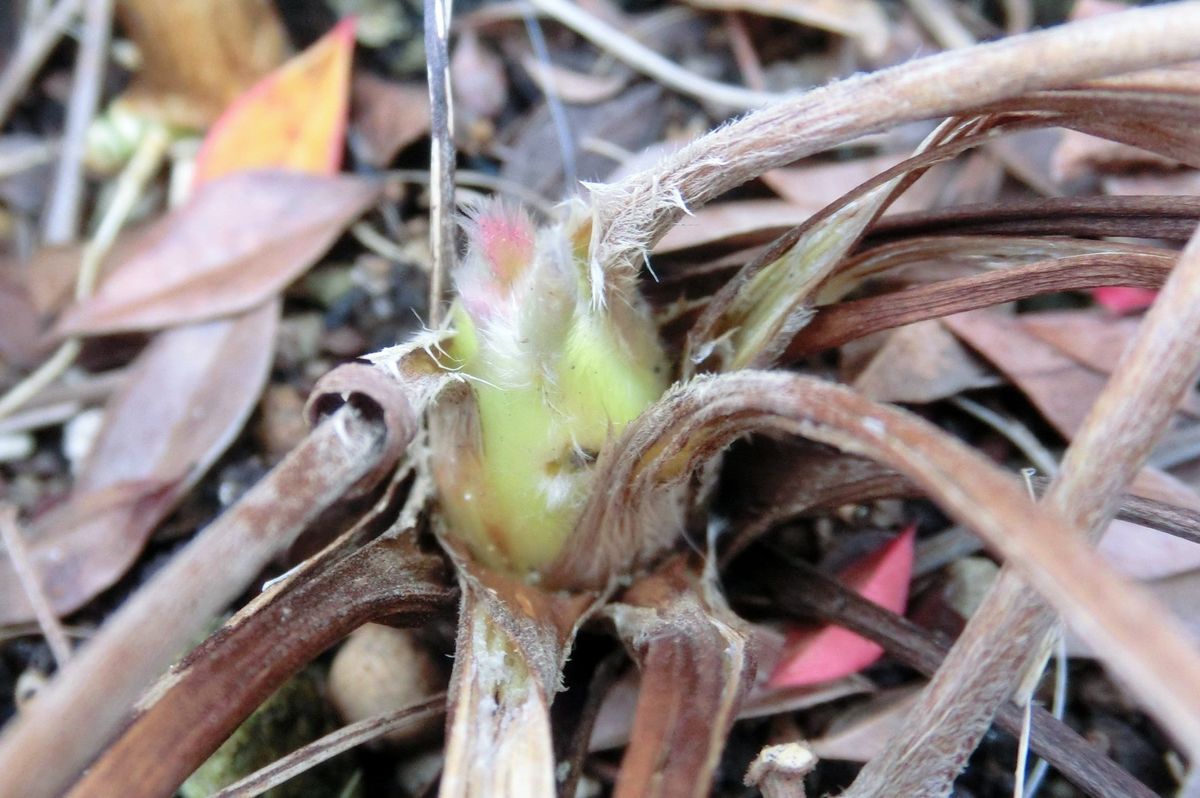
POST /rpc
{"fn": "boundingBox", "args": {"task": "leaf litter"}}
[5,3,1200,798]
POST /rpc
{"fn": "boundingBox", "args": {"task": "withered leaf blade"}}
[848,319,999,404]
[606,559,755,798]
[942,309,1108,439]
[0,304,277,623]
[53,172,380,337]
[441,561,594,798]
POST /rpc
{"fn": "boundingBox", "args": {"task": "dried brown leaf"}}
[808,687,922,763]
[943,309,1112,438]
[116,0,290,128]
[0,305,277,624]
[53,172,381,337]
[849,320,998,404]
[351,75,432,168]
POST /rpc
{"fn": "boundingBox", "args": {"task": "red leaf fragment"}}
[771,526,916,687]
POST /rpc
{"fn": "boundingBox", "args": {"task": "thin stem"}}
[424,0,457,328]
[42,0,114,245]
[211,694,448,798]
[0,0,85,127]
[0,507,72,667]
[527,0,779,110]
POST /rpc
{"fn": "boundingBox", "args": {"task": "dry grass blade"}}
[873,196,1200,242]
[607,559,754,798]
[0,506,71,666]
[841,216,1200,797]
[68,536,452,798]
[590,2,1200,279]
[0,402,409,798]
[565,370,1200,752]
[210,694,448,798]
[789,250,1174,358]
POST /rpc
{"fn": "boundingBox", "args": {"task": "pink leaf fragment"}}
[1091,285,1158,314]
[770,526,916,687]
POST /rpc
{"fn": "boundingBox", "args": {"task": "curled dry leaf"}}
[53,171,381,337]
[0,307,277,624]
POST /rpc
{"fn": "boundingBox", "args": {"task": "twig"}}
[593,2,1200,280]
[0,506,72,666]
[0,0,85,127]
[559,651,625,798]
[951,396,1059,476]
[42,0,114,245]
[523,9,577,193]
[0,403,407,798]
[211,694,448,798]
[424,0,456,328]
[526,0,779,110]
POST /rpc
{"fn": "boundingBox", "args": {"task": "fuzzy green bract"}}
[431,201,668,579]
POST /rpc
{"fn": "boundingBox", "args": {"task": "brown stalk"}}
[873,196,1200,242]
[592,2,1200,279]
[788,250,1174,358]
[424,0,456,327]
[210,693,449,798]
[567,371,1200,750]
[439,562,596,798]
[720,444,1200,566]
[841,221,1200,796]
[0,400,413,798]
[606,559,755,798]
[67,535,453,798]
[738,552,1157,798]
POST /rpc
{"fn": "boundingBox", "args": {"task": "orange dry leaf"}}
[771,526,916,687]
[193,18,357,183]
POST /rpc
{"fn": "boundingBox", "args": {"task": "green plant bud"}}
[432,201,668,580]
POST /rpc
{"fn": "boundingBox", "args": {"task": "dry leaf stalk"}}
[841,220,1200,797]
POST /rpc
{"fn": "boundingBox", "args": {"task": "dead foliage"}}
[3,2,1200,798]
